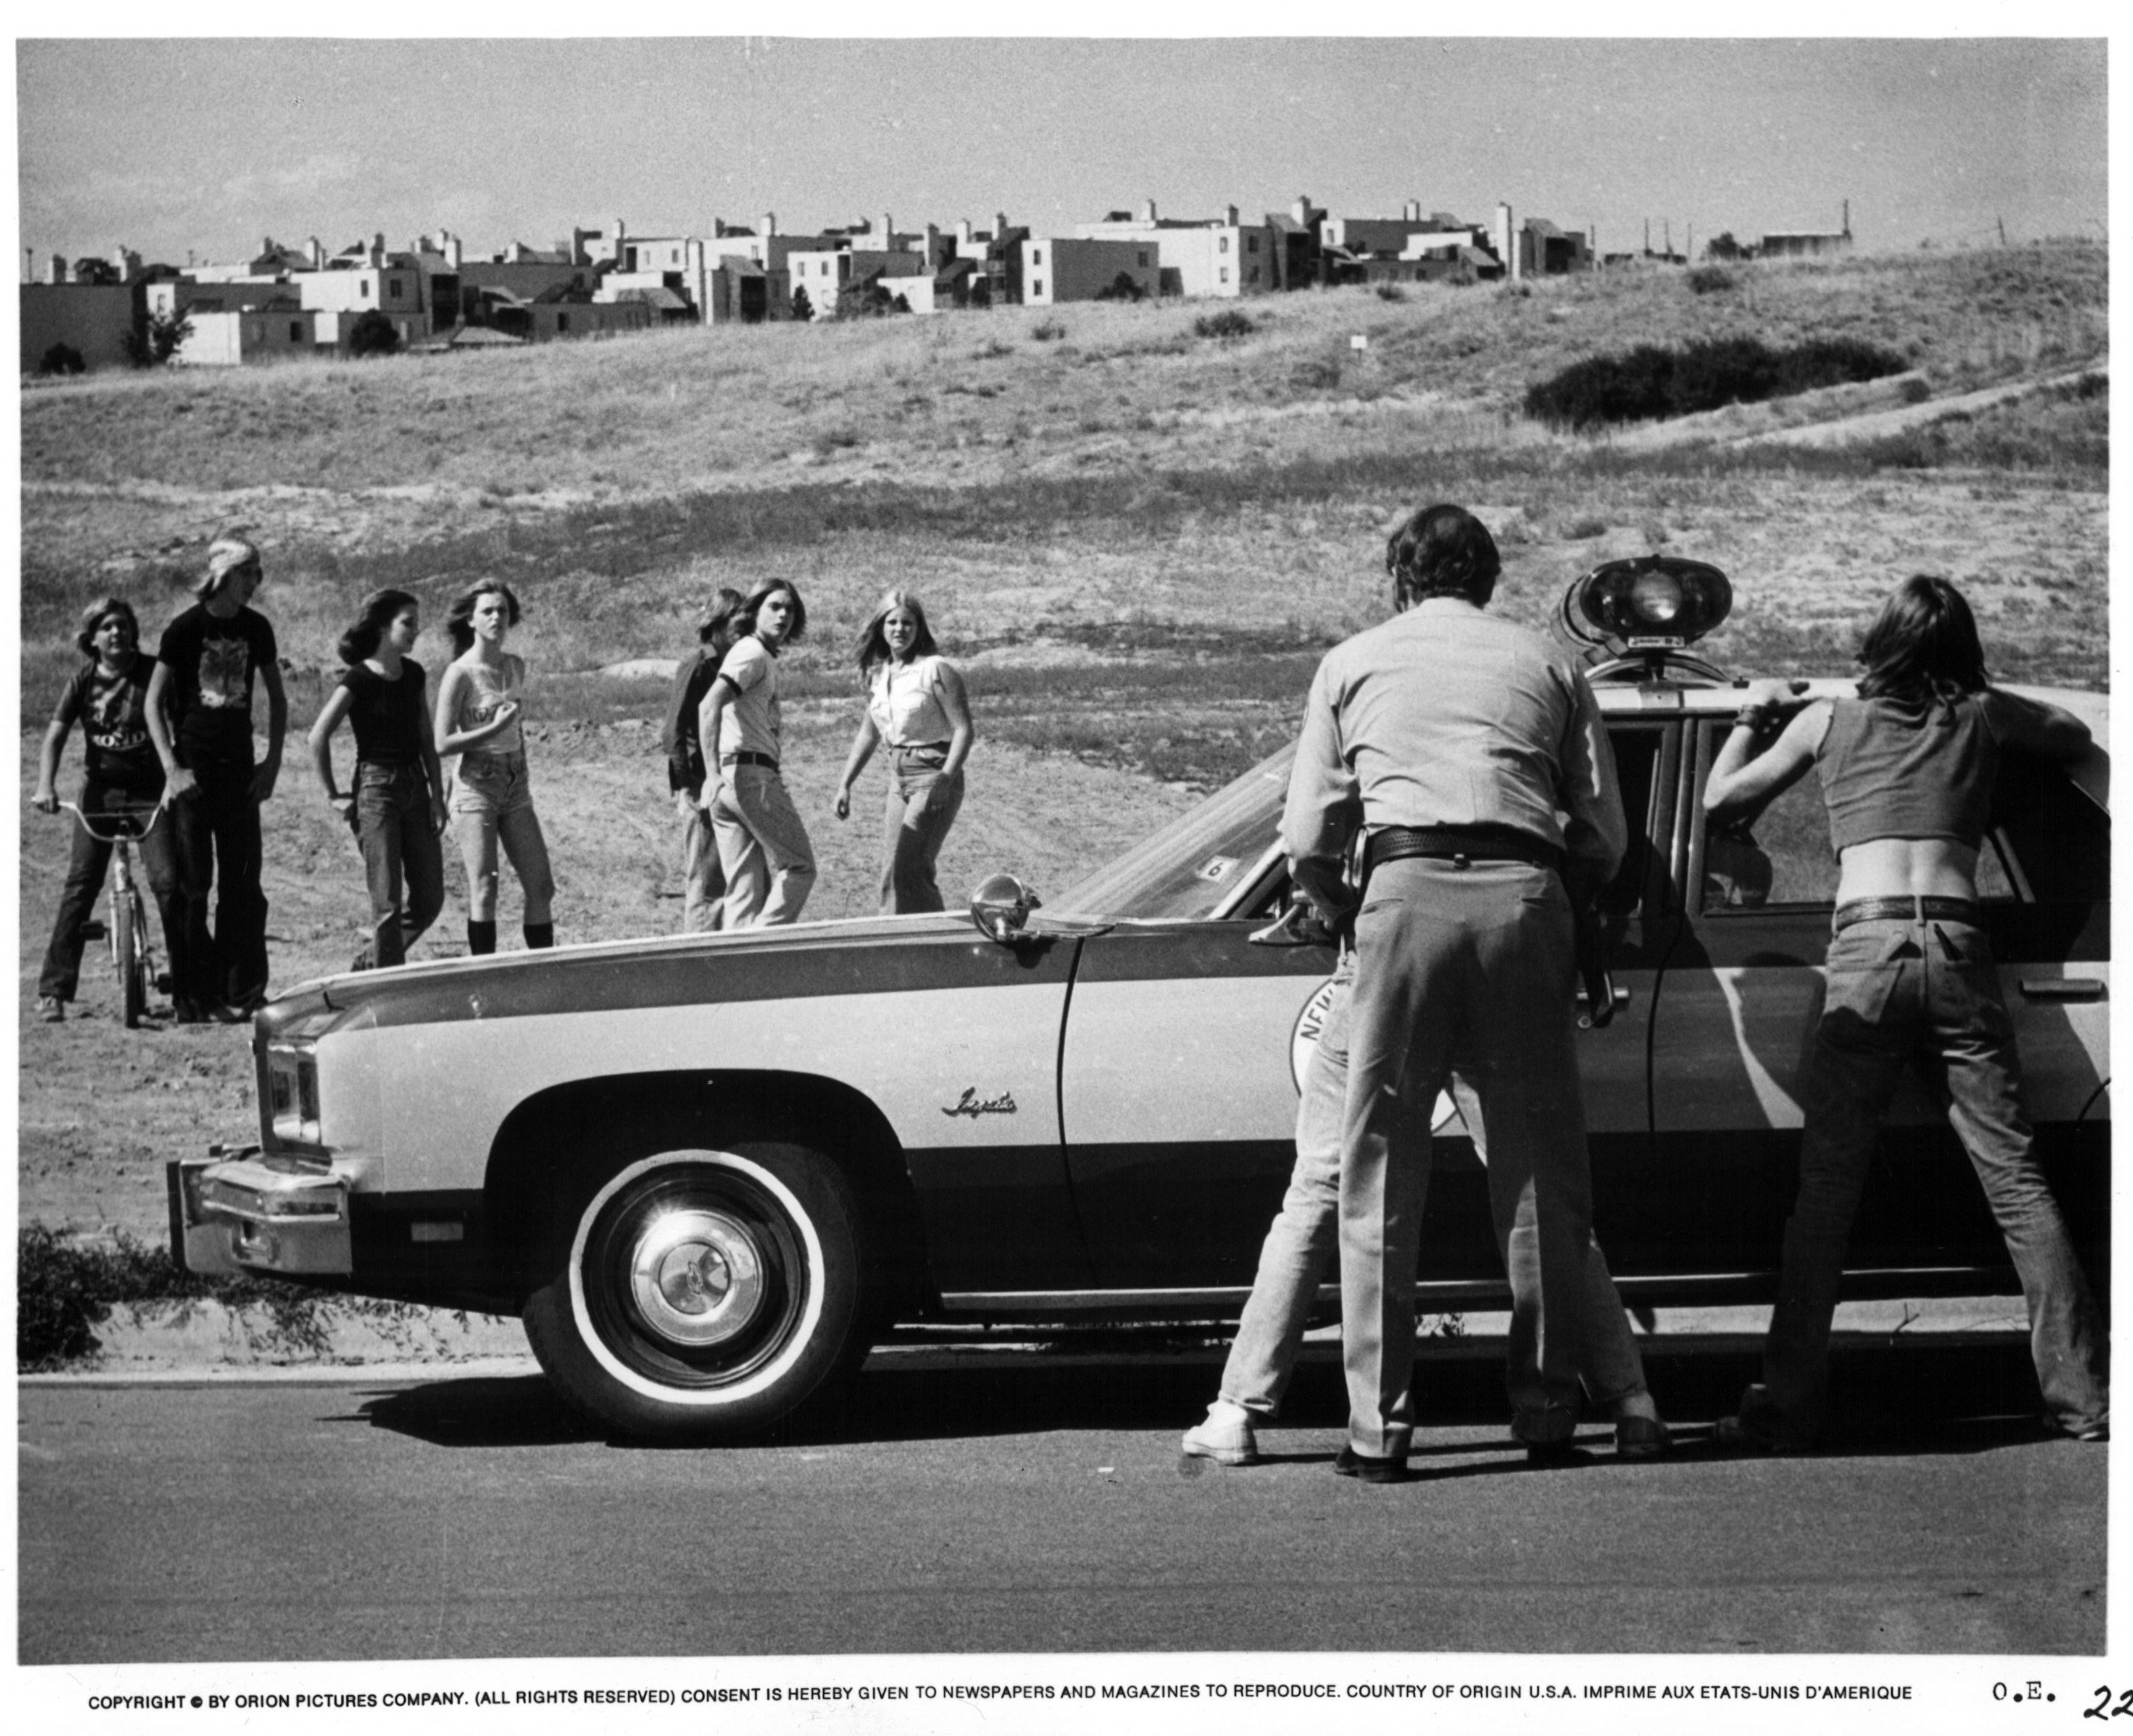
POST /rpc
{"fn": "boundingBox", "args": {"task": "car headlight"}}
[266,1038,322,1147]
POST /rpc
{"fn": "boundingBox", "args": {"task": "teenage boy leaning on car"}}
[145,534,287,1025]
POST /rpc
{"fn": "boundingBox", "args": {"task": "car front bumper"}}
[168,1151,355,1279]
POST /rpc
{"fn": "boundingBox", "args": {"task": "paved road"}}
[19,1341,2104,1663]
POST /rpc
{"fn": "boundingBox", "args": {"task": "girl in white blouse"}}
[833,589,974,914]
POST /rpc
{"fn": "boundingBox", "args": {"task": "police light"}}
[1571,556,1733,650]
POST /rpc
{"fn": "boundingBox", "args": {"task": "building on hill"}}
[1020,237,1160,306]
[21,279,145,372]
[1759,218,1854,259]
[1318,201,1504,287]
[176,305,321,366]
[1072,200,1280,298]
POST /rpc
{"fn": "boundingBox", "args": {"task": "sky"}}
[11,34,2112,271]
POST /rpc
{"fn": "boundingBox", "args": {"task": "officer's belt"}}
[1363,824,1565,877]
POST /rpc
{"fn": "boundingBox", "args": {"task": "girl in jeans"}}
[833,588,975,914]
[698,580,815,928]
[1704,575,2108,1449]
[307,590,447,971]
[434,581,557,954]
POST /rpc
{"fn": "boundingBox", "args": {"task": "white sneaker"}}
[1180,1402,1260,1466]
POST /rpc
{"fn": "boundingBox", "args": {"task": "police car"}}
[170,559,2109,1441]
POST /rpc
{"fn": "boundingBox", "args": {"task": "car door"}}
[1055,715,1672,1300]
[1645,717,2109,1292]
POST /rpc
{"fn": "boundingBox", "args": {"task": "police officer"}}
[1288,503,1626,1480]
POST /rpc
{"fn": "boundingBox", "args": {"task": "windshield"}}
[1054,745,1295,920]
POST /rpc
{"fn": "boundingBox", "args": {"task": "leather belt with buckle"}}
[1364,824,1565,876]
[1832,895,1979,931]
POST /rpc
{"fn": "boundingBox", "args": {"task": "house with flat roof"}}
[1021,237,1160,306]
[1072,200,1278,298]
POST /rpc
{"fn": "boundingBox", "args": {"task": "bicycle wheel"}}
[113,885,147,1029]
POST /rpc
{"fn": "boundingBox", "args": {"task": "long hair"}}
[444,580,522,656]
[735,579,806,645]
[1855,575,1990,706]
[852,587,940,676]
[337,588,419,666]
[698,587,746,648]
[1384,503,1500,609]
[73,596,139,659]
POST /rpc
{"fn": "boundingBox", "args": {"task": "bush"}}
[1374,283,1407,303]
[349,309,401,358]
[1095,272,1146,303]
[37,342,86,376]
[18,1224,212,1368]
[1030,318,1066,342]
[1193,308,1255,341]
[1686,267,1734,295]
[790,286,814,323]
[1524,335,1910,430]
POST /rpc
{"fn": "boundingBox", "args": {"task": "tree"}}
[72,256,120,286]
[790,285,814,323]
[1095,271,1145,303]
[349,310,401,358]
[123,308,192,368]
[38,342,86,376]
[1702,232,1750,263]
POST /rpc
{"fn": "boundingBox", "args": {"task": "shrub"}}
[37,342,85,376]
[790,286,814,322]
[1193,308,1255,341]
[1030,318,1066,342]
[1524,335,1910,430]
[122,308,191,368]
[349,310,401,358]
[1374,283,1407,303]
[1095,272,1146,303]
[1687,267,1735,295]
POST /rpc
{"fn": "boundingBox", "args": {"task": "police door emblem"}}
[1289,977,1464,1134]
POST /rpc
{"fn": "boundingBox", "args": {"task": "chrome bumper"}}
[169,1151,354,1278]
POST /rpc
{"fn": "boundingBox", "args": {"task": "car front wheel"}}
[521,1143,868,1442]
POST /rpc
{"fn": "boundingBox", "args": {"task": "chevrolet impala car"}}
[171,560,2109,1441]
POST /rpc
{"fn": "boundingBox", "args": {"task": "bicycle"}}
[56,799,168,1029]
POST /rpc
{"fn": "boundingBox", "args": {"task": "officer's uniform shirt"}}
[1282,595,1626,916]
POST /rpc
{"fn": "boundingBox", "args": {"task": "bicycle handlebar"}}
[54,799,165,843]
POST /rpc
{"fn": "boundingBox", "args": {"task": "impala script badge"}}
[943,1088,1017,1118]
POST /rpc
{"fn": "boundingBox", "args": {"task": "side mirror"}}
[969,872,1042,945]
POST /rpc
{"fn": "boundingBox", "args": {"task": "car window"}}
[1695,729,2107,912]
[1698,725,1839,913]
[1597,724,1664,916]
[1986,750,2110,901]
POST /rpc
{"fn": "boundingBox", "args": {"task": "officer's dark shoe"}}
[1710,1414,1811,1456]
[1332,1444,1411,1484]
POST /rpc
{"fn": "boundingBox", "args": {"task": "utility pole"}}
[1997,215,2008,247]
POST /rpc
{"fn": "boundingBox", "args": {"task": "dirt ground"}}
[15,711,1194,1244]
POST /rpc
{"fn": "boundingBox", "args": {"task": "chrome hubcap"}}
[627,1208,766,1348]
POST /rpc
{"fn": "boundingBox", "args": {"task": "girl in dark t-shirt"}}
[306,589,448,971]
[31,598,181,1021]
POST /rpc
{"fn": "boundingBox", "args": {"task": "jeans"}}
[712,763,816,928]
[679,794,726,932]
[39,782,180,1002]
[879,748,964,914]
[1221,949,1646,1443]
[169,759,268,1009]
[354,761,444,969]
[1339,857,1596,1459]
[1747,915,2109,1441]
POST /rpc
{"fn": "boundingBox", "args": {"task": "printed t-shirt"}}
[715,637,782,761]
[157,604,278,767]
[448,656,525,756]
[55,656,163,797]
